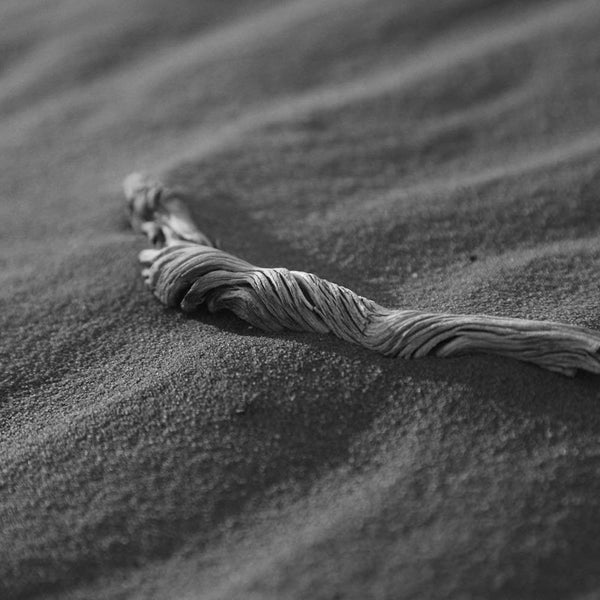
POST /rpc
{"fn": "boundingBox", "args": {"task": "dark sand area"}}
[2,0,600,598]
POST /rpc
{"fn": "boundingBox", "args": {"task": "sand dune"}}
[2,1,600,599]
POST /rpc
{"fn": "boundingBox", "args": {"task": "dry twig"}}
[124,172,600,376]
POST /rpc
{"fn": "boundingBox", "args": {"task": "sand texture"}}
[2,1,600,598]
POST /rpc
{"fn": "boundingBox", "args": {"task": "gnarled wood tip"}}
[123,171,214,248]
[124,171,600,377]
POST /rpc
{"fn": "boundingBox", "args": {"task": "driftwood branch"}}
[123,172,600,377]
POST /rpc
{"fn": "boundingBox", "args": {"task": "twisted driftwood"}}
[124,172,600,377]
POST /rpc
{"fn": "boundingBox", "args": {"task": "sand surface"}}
[2,1,600,598]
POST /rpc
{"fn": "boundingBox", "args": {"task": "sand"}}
[2,0,600,598]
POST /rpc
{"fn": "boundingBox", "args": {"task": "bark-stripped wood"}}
[124,172,600,376]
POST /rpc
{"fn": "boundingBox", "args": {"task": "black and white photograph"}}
[2,0,600,598]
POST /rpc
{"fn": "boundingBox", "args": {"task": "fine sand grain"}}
[2,1,600,598]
